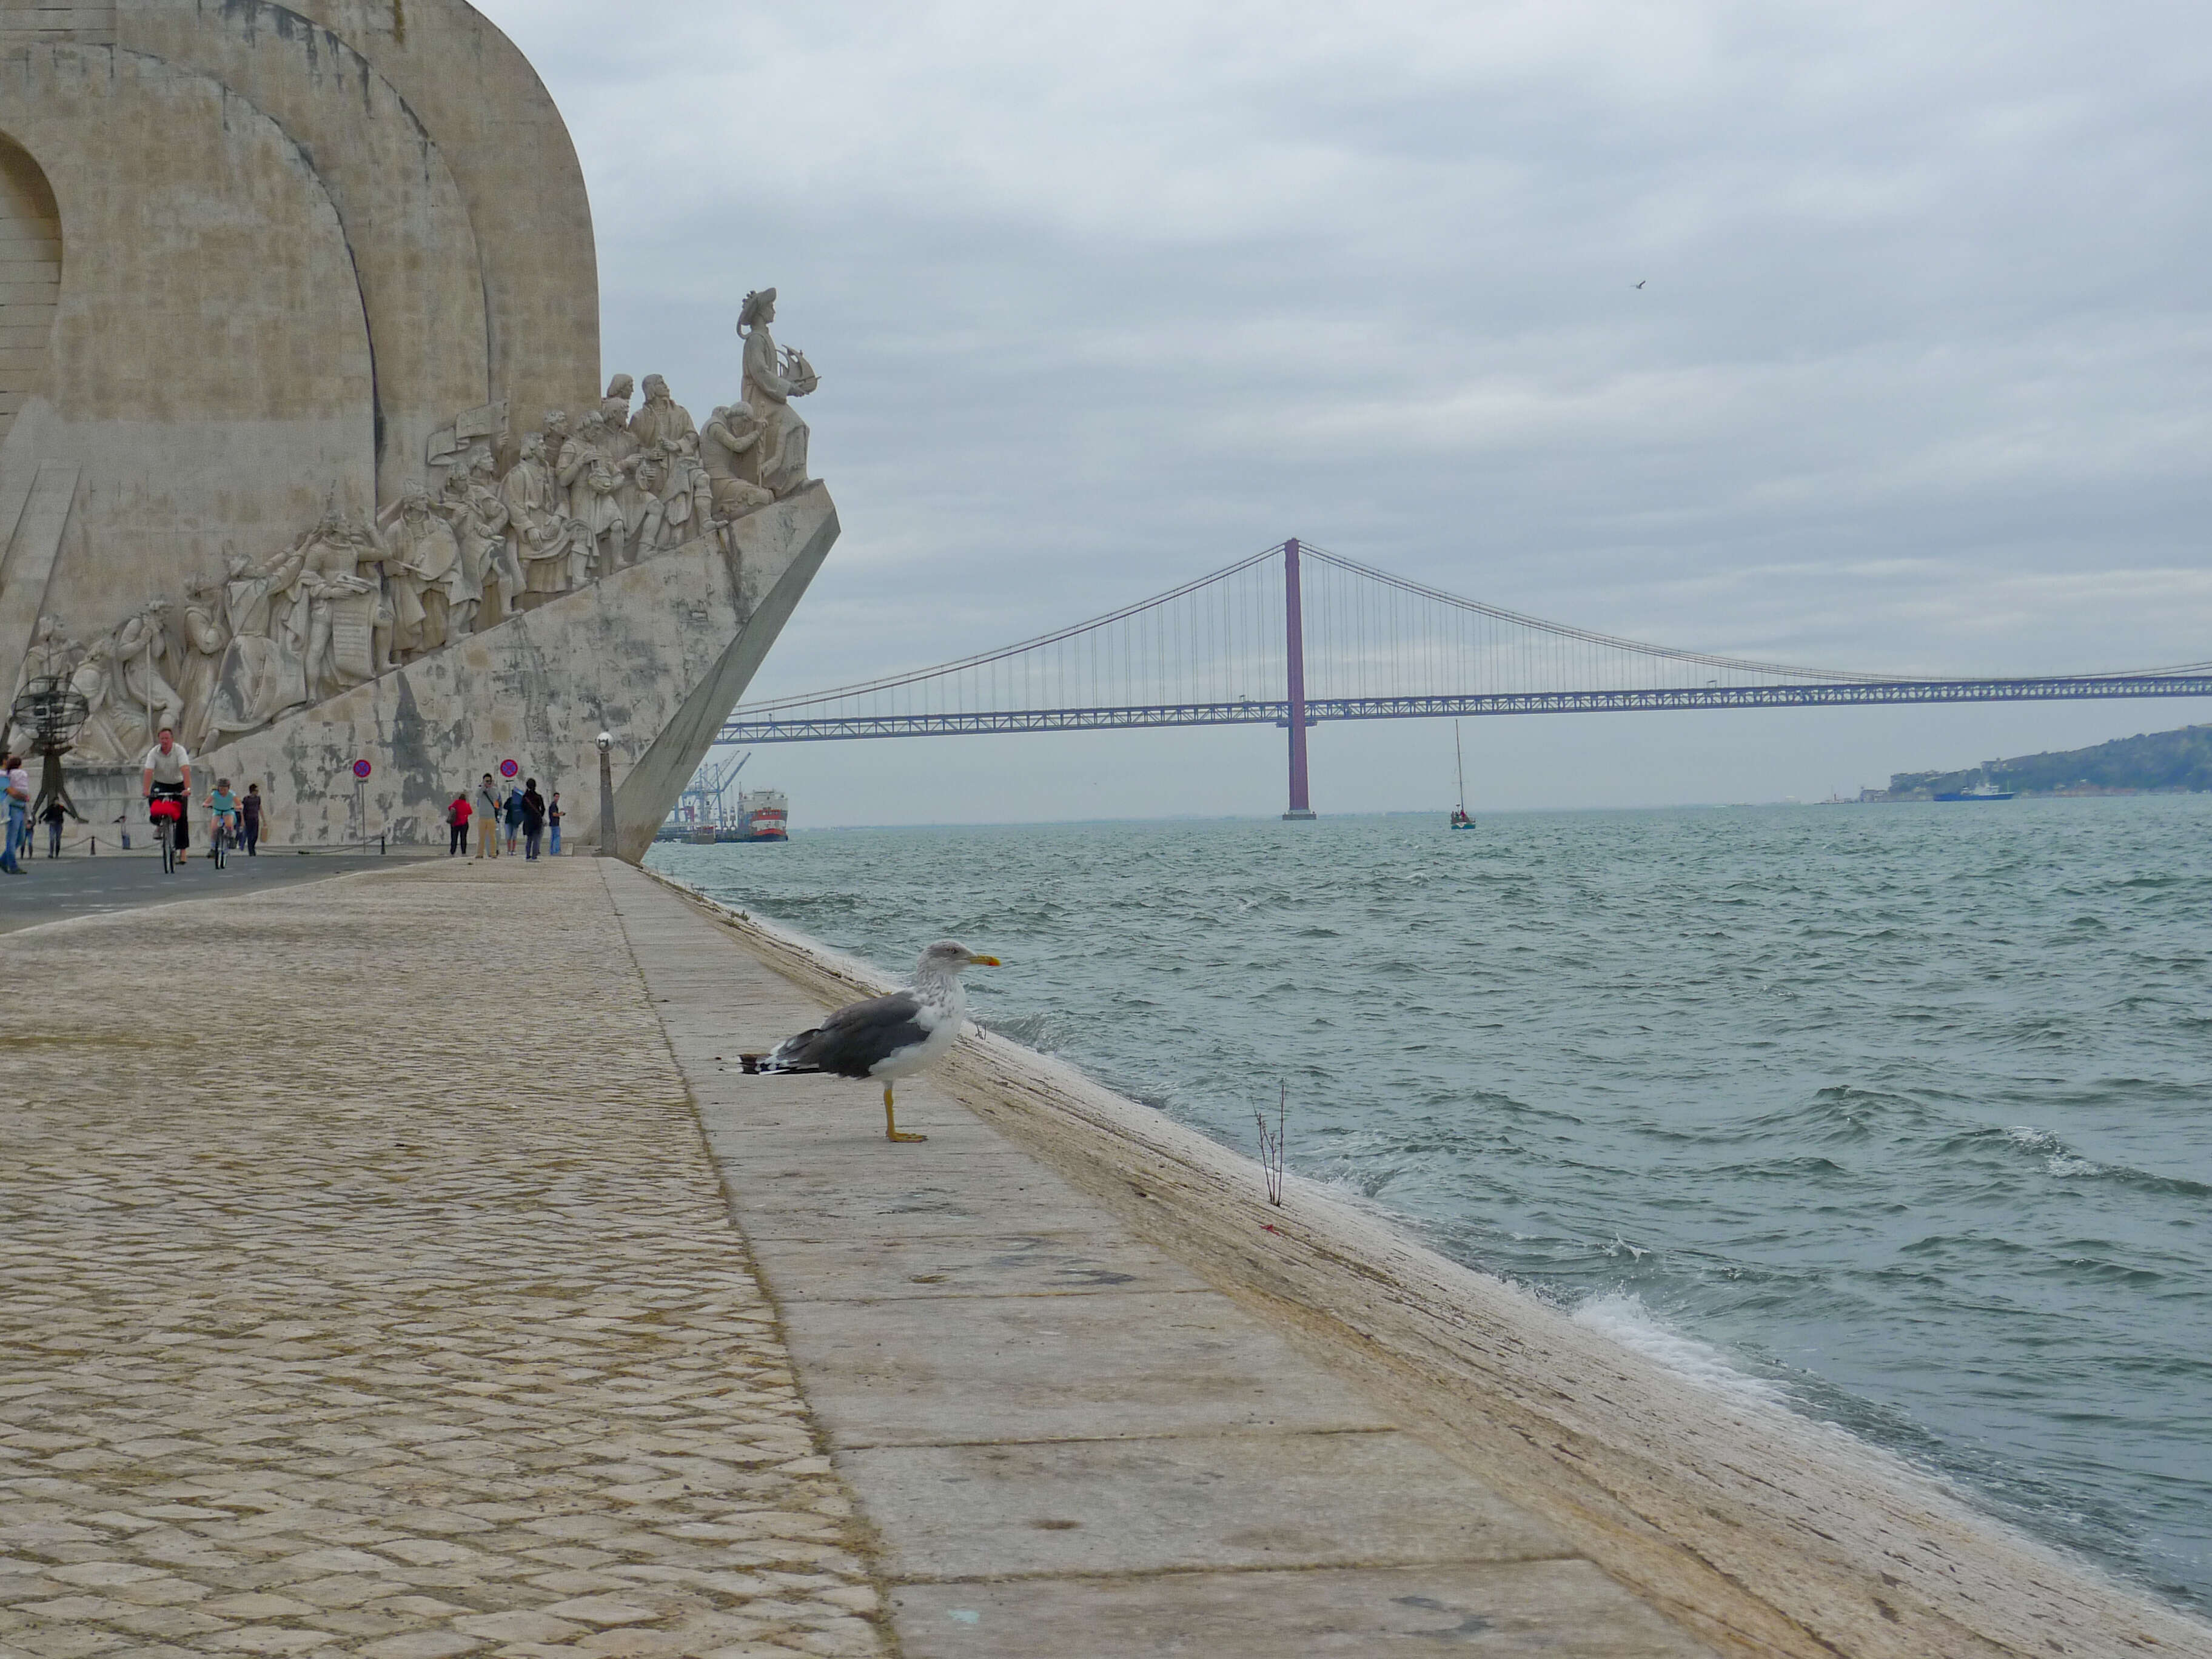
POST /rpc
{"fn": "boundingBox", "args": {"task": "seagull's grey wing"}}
[771,991,930,1078]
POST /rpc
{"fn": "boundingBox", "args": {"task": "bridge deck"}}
[722,673,2212,743]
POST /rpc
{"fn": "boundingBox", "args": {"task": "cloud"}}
[491,0,2212,821]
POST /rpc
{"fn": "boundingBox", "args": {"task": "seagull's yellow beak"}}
[969,953,1001,967]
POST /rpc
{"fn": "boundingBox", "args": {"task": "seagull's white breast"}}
[867,979,966,1081]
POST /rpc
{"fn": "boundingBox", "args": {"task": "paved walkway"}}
[606,869,1713,1657]
[0,860,885,1659]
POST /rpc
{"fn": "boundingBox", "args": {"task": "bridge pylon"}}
[1282,537,1316,820]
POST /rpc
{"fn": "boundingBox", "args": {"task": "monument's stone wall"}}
[238,0,602,458]
[0,133,59,455]
[0,2,112,52]
[115,0,493,507]
[0,43,377,635]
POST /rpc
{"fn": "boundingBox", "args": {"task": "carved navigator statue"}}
[207,549,308,740]
[70,638,128,762]
[737,289,818,498]
[628,374,696,452]
[175,574,232,752]
[703,403,777,523]
[600,374,637,437]
[112,600,184,752]
[381,481,468,657]
[659,434,717,551]
[560,412,630,575]
[282,505,384,700]
[540,409,573,476]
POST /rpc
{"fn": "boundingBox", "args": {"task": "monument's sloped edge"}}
[636,866,2212,1659]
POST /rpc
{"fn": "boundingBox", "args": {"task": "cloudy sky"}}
[497,0,2209,822]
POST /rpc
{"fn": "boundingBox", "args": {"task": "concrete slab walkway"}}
[605,866,1714,1657]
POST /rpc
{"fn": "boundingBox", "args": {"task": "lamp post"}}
[596,731,616,859]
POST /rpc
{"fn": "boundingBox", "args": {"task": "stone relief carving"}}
[41,295,819,763]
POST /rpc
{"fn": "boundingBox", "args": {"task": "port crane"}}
[672,752,749,832]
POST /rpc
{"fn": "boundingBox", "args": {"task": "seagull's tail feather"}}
[741,1030,826,1076]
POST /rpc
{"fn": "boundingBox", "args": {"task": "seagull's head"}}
[919,939,1000,977]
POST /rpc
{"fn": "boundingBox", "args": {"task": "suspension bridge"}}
[719,539,2212,816]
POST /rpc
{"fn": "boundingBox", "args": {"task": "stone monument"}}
[0,0,836,859]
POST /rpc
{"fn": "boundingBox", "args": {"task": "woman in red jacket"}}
[447,791,473,856]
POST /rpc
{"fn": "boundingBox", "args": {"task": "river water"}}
[651,797,2212,1611]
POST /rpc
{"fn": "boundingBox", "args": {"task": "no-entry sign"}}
[499,759,519,779]
[351,759,372,780]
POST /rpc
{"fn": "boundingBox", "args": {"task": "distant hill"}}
[1882,722,2212,799]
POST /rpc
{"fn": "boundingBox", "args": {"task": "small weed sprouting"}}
[1254,1081,1286,1207]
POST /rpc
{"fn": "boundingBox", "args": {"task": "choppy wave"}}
[654,796,2212,1612]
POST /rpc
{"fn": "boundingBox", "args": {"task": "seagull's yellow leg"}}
[884,1082,927,1143]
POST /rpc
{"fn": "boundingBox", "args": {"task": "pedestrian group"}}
[449,773,560,862]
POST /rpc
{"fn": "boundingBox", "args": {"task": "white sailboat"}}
[1450,720,1474,830]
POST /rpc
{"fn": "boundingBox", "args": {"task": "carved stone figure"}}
[382,480,468,657]
[703,403,777,521]
[175,575,232,751]
[521,514,589,597]
[281,508,384,699]
[208,549,309,739]
[9,614,77,712]
[629,441,673,557]
[112,601,184,750]
[628,374,696,453]
[501,434,560,542]
[737,289,817,498]
[560,412,629,574]
[660,434,716,549]
[600,374,636,438]
[69,638,129,762]
[445,453,518,629]
[541,409,572,476]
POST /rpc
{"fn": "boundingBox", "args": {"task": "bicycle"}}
[207,816,232,870]
[153,809,178,874]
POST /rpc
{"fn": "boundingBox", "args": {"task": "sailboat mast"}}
[1454,720,1466,811]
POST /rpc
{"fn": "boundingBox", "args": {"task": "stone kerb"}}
[194,483,837,853]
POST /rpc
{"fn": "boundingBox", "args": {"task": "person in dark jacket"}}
[521,780,547,861]
[503,783,525,856]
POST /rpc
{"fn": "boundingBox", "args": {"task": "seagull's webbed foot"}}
[883,1084,927,1143]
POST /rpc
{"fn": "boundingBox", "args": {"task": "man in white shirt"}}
[142,729,192,859]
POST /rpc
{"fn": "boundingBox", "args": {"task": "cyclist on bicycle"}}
[142,729,192,864]
[205,777,239,868]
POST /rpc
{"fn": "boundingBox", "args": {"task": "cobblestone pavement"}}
[0,860,887,1659]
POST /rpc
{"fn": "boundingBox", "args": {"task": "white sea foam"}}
[2006,1125,2104,1177]
[1574,1290,1788,1408]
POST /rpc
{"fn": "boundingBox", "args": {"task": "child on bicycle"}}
[205,778,239,868]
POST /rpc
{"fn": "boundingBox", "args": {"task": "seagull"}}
[1634,280,1647,289]
[740,941,1000,1142]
